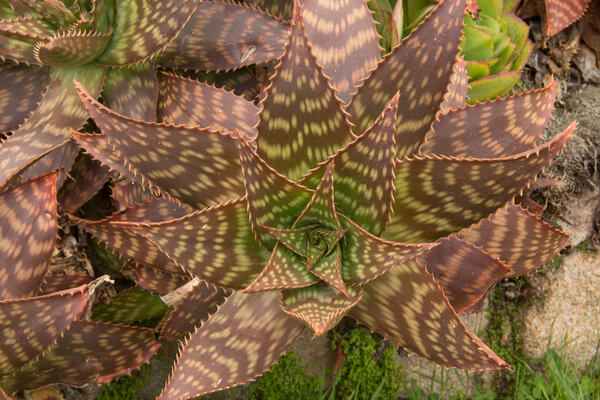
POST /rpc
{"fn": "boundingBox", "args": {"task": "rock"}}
[520,251,600,367]
[553,189,600,246]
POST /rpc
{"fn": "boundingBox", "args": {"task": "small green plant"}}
[98,363,152,400]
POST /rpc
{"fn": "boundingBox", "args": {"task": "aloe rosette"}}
[0,0,288,194]
[68,0,574,398]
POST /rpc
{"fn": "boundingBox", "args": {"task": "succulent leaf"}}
[301,0,381,104]
[34,30,112,66]
[340,214,436,286]
[0,65,104,190]
[0,63,47,133]
[153,0,289,71]
[38,273,91,294]
[238,139,313,247]
[111,181,154,209]
[0,16,54,39]
[349,260,509,369]
[0,285,88,376]
[385,123,575,243]
[256,4,353,181]
[420,236,509,312]
[261,225,309,256]
[161,279,228,340]
[57,153,110,213]
[294,162,339,229]
[440,56,469,112]
[20,140,80,186]
[348,0,466,156]
[544,0,590,35]
[91,286,170,324]
[280,284,362,336]
[0,172,57,300]
[421,81,558,158]
[76,84,245,209]
[308,246,347,295]
[467,70,520,103]
[245,0,293,20]
[459,202,570,277]
[96,0,202,65]
[121,263,189,295]
[102,62,158,121]
[114,199,271,289]
[159,292,304,399]
[158,72,259,140]
[0,321,160,394]
[242,243,318,292]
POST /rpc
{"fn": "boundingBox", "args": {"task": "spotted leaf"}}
[58,153,110,213]
[340,214,435,286]
[245,0,293,19]
[348,0,466,157]
[159,292,304,400]
[238,139,312,247]
[35,30,111,66]
[420,236,509,312]
[153,1,289,71]
[0,63,47,133]
[0,65,104,190]
[281,284,362,336]
[20,140,80,187]
[421,82,558,158]
[111,181,154,209]
[38,274,91,295]
[440,56,469,113]
[102,62,159,121]
[243,243,317,292]
[295,162,338,229]
[91,286,170,325]
[0,172,57,300]
[0,16,54,39]
[161,279,228,340]
[301,0,380,104]
[256,5,353,181]
[117,199,271,289]
[544,0,590,36]
[97,0,202,65]
[385,122,575,243]
[121,263,189,295]
[458,202,570,277]
[0,321,160,394]
[309,246,347,296]
[261,225,308,256]
[349,260,509,370]
[76,84,244,209]
[158,72,259,140]
[0,286,87,376]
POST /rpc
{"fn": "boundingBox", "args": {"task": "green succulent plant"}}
[369,0,532,103]
[64,0,576,398]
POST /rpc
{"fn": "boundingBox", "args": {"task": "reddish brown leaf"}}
[159,292,304,399]
[243,243,317,293]
[34,31,112,66]
[294,162,339,228]
[0,172,58,300]
[256,5,353,181]
[76,84,244,209]
[301,0,381,104]
[20,140,80,188]
[161,280,228,340]
[459,202,570,277]
[102,62,158,121]
[420,236,509,313]
[153,1,289,71]
[238,139,313,247]
[117,199,271,289]
[421,81,558,158]
[440,56,469,113]
[0,286,87,376]
[38,273,91,295]
[0,16,54,40]
[281,284,362,336]
[348,0,466,157]
[109,197,190,223]
[0,321,160,394]
[385,122,576,243]
[350,260,509,370]
[544,0,590,36]
[158,73,259,141]
[245,0,293,19]
[308,246,347,296]
[0,66,104,190]
[0,63,47,133]
[340,214,436,286]
[58,153,110,213]
[97,0,202,65]
[122,263,189,295]
[111,181,153,209]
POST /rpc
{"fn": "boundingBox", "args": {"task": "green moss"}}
[244,351,323,400]
[573,239,596,256]
[97,363,151,400]
[333,327,404,400]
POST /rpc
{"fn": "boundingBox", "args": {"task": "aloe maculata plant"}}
[369,0,532,103]
[0,0,288,194]
[542,0,592,36]
[68,0,576,397]
[0,172,161,395]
